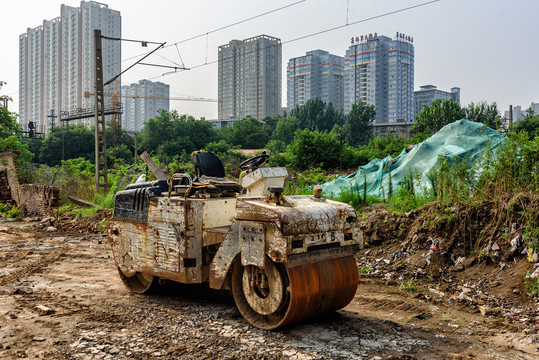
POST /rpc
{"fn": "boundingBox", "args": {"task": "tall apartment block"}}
[344,33,414,123]
[414,85,460,117]
[19,1,121,134]
[286,50,344,112]
[218,35,281,122]
[121,80,170,133]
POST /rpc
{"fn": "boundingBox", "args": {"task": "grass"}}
[400,279,418,292]
[525,272,539,297]
[357,266,374,276]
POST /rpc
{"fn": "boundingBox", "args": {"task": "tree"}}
[220,117,270,149]
[139,110,218,160]
[287,129,340,169]
[342,101,375,146]
[511,110,539,139]
[289,98,344,132]
[273,116,301,145]
[411,98,466,136]
[38,124,94,166]
[0,81,21,138]
[465,101,504,129]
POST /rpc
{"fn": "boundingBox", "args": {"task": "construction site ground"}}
[1,201,539,360]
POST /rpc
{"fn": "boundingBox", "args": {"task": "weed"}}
[357,266,373,276]
[400,279,418,292]
[525,271,539,297]
[0,203,22,219]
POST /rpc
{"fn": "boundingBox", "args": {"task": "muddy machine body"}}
[108,152,362,329]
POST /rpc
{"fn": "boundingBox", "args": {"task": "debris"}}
[454,256,466,266]
[511,235,522,254]
[430,244,437,251]
[35,305,55,316]
[409,313,428,321]
[491,242,500,251]
[392,251,403,260]
[67,196,98,208]
[46,226,58,232]
[14,287,33,295]
[32,337,46,342]
[479,306,498,316]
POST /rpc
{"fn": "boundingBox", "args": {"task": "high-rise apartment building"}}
[344,33,414,123]
[218,35,281,121]
[121,80,170,133]
[287,50,344,112]
[414,85,460,117]
[19,1,121,134]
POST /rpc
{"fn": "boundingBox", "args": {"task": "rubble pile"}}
[358,193,539,330]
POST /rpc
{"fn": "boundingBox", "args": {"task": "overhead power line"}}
[147,0,441,80]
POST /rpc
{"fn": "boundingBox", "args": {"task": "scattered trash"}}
[392,251,403,260]
[430,244,437,251]
[491,242,500,251]
[35,305,55,316]
[479,306,499,316]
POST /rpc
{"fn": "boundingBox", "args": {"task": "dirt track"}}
[1,220,538,359]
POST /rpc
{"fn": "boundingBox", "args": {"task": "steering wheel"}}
[239,153,270,172]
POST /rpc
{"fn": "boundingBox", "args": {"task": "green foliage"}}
[476,132,539,196]
[287,129,340,170]
[511,110,539,140]
[357,134,405,160]
[273,116,301,145]
[140,110,218,160]
[0,203,22,219]
[411,98,466,136]
[525,272,539,297]
[220,117,270,149]
[465,101,504,129]
[289,98,344,132]
[107,144,133,167]
[38,125,95,166]
[400,279,418,292]
[357,266,373,276]
[61,157,95,179]
[0,136,34,163]
[342,101,375,146]
[0,81,21,138]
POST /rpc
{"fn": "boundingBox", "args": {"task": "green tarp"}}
[319,119,504,198]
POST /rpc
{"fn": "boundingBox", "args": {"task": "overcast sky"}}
[1,0,538,120]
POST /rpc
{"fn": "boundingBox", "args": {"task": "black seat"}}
[192,151,226,178]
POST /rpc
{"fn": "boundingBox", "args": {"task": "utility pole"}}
[94,29,108,193]
[47,109,57,131]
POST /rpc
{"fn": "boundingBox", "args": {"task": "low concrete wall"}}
[0,152,60,216]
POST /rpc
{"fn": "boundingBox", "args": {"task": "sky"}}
[1,0,538,120]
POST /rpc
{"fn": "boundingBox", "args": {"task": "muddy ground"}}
[1,203,539,359]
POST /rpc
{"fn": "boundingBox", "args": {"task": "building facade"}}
[218,35,281,121]
[344,33,414,123]
[121,80,170,133]
[414,85,460,118]
[19,1,121,134]
[286,50,344,111]
[504,102,539,122]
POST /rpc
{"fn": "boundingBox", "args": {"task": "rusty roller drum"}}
[232,255,358,330]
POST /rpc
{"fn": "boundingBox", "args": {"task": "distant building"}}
[19,1,121,133]
[218,35,282,121]
[286,50,344,111]
[121,80,170,133]
[504,102,539,122]
[414,85,460,118]
[344,32,414,123]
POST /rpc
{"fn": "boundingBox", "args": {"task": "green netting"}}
[319,119,504,198]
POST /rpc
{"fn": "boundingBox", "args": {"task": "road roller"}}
[107,152,362,329]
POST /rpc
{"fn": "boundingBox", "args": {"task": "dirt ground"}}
[1,207,539,359]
